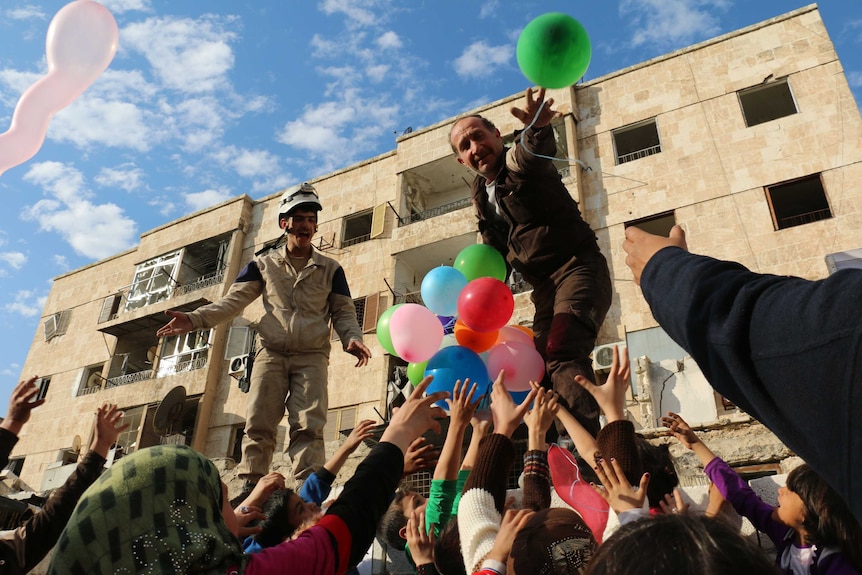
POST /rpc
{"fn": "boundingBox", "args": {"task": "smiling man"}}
[157,182,371,493]
[449,88,611,438]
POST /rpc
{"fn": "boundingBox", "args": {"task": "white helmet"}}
[277,183,323,224]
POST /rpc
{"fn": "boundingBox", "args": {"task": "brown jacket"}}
[0,430,106,574]
[471,125,599,285]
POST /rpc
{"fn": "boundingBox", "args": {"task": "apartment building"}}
[9,4,862,494]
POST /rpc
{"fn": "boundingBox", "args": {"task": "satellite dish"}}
[71,435,82,453]
[86,372,102,389]
[146,346,157,363]
[153,386,186,436]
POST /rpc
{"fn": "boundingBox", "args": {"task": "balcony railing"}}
[393,277,531,306]
[342,234,371,248]
[398,197,472,227]
[777,208,832,230]
[105,369,155,389]
[172,269,226,297]
[617,145,661,165]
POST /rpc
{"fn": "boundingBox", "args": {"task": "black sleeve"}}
[325,441,404,568]
[0,428,19,469]
[640,246,862,524]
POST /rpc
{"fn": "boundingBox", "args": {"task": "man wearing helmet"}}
[157,183,371,491]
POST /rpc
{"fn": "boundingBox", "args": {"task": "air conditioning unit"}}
[228,354,249,376]
[592,341,626,372]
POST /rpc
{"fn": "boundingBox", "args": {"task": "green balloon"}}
[516,12,591,89]
[454,244,507,282]
[407,361,428,386]
[376,304,404,356]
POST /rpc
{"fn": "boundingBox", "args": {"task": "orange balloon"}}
[454,318,498,353]
[513,325,534,339]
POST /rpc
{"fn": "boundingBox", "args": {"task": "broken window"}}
[739,78,797,127]
[125,250,182,312]
[613,119,661,165]
[765,174,831,230]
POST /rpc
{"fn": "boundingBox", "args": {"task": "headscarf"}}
[510,508,597,575]
[47,444,246,575]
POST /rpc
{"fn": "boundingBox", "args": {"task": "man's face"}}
[450,117,505,181]
[282,208,318,247]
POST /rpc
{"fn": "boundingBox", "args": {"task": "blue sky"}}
[0,0,860,415]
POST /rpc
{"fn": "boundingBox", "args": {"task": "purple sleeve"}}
[703,457,790,545]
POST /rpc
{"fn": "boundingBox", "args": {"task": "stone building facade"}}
[8,4,861,501]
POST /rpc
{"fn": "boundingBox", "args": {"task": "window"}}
[332,293,382,340]
[825,248,862,274]
[625,211,676,237]
[158,329,210,376]
[33,376,50,401]
[225,326,255,359]
[78,365,106,397]
[342,210,374,247]
[613,119,661,165]
[43,310,71,341]
[739,78,797,127]
[323,405,357,442]
[765,174,831,230]
[97,294,122,323]
[125,250,181,312]
[115,405,146,455]
[230,424,245,463]
[4,457,24,476]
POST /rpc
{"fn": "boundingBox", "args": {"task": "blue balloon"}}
[424,345,490,408]
[421,266,468,317]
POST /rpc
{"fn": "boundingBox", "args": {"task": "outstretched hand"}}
[346,339,372,367]
[381,375,448,453]
[1,377,45,435]
[156,310,193,338]
[524,382,559,439]
[660,412,700,450]
[575,345,630,422]
[91,404,130,458]
[343,419,376,452]
[446,379,480,428]
[403,437,439,476]
[490,370,538,438]
[405,508,436,566]
[622,224,688,285]
[592,457,650,514]
[510,87,560,128]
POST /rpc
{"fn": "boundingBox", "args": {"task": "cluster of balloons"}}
[377,244,546,406]
[516,12,591,90]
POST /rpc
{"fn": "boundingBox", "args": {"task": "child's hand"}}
[523,382,559,438]
[343,419,376,452]
[234,504,266,538]
[592,457,649,514]
[575,345,630,422]
[660,412,700,450]
[382,376,448,452]
[486,508,535,563]
[403,437,439,476]
[447,379,479,428]
[91,404,130,458]
[405,509,435,566]
[0,377,45,436]
[658,488,689,515]
[241,472,286,508]
[490,370,537,438]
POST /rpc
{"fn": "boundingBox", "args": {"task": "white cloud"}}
[21,162,138,260]
[51,97,153,151]
[100,0,152,14]
[0,253,26,269]
[184,189,232,212]
[5,6,46,20]
[847,71,862,88]
[479,1,500,20]
[4,290,45,318]
[376,31,402,50]
[95,164,146,192]
[366,64,389,82]
[619,0,730,48]
[454,41,513,79]
[52,254,69,272]
[319,0,382,28]
[121,15,238,93]
[212,146,281,178]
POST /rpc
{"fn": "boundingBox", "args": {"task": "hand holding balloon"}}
[0,0,119,176]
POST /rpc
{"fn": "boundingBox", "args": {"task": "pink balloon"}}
[496,325,534,346]
[485,341,545,392]
[389,304,444,363]
[0,1,119,175]
[457,277,514,333]
[548,444,609,544]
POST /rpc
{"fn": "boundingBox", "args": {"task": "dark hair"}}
[585,514,779,575]
[378,490,410,550]
[253,487,298,548]
[434,519,466,575]
[635,436,678,508]
[785,464,862,569]
[448,114,497,153]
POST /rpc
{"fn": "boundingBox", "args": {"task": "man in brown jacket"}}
[158,183,371,491]
[450,88,611,437]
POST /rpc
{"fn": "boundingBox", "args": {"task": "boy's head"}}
[255,488,322,548]
[378,488,427,550]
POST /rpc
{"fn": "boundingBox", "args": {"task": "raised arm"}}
[434,379,478,481]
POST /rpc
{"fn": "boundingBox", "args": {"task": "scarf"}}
[47,444,246,574]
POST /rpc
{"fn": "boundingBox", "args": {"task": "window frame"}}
[764,173,831,231]
[612,118,662,165]
[738,78,798,127]
[341,209,375,247]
